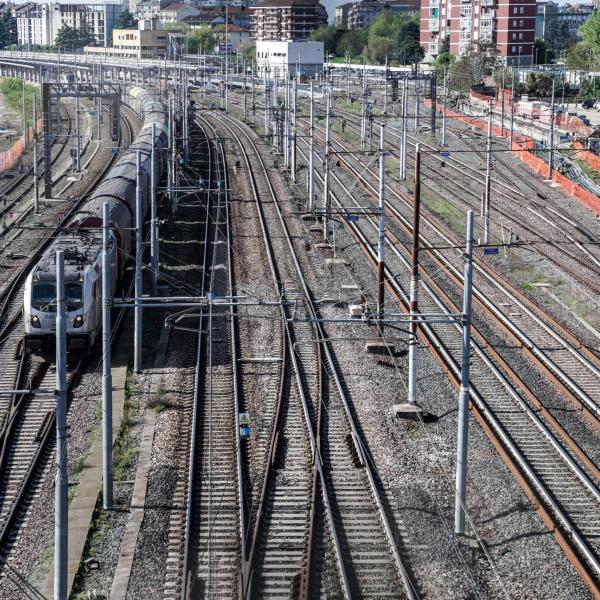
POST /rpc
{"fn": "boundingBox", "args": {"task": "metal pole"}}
[102,202,113,510]
[483,103,492,245]
[430,73,437,136]
[549,78,555,179]
[134,151,142,373]
[383,56,388,114]
[323,91,331,242]
[500,70,505,137]
[361,76,367,148]
[414,75,420,133]
[377,123,385,318]
[441,69,447,147]
[455,209,474,535]
[42,82,52,198]
[243,73,248,121]
[151,123,158,296]
[54,250,68,600]
[225,1,228,112]
[32,95,39,214]
[408,144,421,405]
[22,80,27,149]
[284,79,289,169]
[400,79,408,181]
[291,78,297,184]
[509,68,515,149]
[308,81,314,212]
[75,93,81,171]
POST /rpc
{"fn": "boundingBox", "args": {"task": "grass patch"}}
[0,78,38,129]
[112,371,140,481]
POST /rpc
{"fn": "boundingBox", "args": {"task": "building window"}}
[520,6,524,13]
[512,45,516,52]
[519,19,523,26]
[512,19,516,26]
[519,32,523,39]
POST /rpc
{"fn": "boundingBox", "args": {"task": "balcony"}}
[480,0,495,7]
[429,20,439,31]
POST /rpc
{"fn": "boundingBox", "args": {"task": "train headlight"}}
[30,315,41,328]
[73,314,84,328]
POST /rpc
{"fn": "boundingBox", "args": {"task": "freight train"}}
[23,87,168,357]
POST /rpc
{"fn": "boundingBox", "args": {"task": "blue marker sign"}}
[440,151,450,157]
[346,214,360,222]
[483,247,499,255]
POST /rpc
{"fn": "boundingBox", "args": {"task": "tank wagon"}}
[23,87,168,357]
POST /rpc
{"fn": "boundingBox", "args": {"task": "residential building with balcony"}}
[421,0,535,65]
[250,0,327,42]
[14,0,122,47]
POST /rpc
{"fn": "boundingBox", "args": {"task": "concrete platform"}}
[325,257,348,266]
[41,318,134,599]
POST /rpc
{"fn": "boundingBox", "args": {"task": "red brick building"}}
[420,0,535,65]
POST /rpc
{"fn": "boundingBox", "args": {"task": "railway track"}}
[298,110,600,431]
[178,115,244,599]
[291,125,600,595]
[330,104,600,297]
[0,107,135,570]
[200,109,417,599]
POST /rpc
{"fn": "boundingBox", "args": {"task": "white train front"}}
[23,87,169,358]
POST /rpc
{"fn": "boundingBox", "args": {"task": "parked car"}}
[594,100,600,111]
[582,99,596,109]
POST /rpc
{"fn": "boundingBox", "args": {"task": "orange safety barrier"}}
[424,99,600,215]
[0,117,43,175]
[572,139,600,174]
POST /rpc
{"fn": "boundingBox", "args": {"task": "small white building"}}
[255,40,324,78]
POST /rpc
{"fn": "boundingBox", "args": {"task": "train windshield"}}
[32,283,83,311]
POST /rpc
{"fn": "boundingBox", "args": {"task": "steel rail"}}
[293,135,600,594]
[305,119,600,426]
[211,111,418,600]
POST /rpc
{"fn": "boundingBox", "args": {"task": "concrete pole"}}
[32,95,39,214]
[251,62,255,123]
[54,250,68,600]
[308,82,315,212]
[151,123,158,296]
[455,209,474,535]
[323,91,331,242]
[408,144,421,405]
[360,77,367,148]
[167,100,172,201]
[134,151,142,373]
[264,79,269,137]
[102,203,113,510]
[75,93,81,171]
[243,73,248,121]
[377,123,385,318]
[483,103,492,245]
[549,78,555,179]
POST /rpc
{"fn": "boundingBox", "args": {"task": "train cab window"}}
[32,283,83,311]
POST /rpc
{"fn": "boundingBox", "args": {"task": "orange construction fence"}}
[424,99,600,216]
[0,117,43,175]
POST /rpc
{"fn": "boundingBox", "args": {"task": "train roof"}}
[32,233,102,282]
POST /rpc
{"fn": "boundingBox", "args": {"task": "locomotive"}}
[23,87,169,357]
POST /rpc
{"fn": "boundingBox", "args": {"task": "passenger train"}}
[23,87,169,357]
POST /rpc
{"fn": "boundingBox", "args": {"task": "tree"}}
[309,25,339,56]
[524,72,562,97]
[566,42,600,71]
[55,24,79,51]
[0,10,17,48]
[115,8,137,30]
[396,19,422,64]
[545,20,575,53]
[78,16,96,47]
[365,13,400,64]
[533,37,553,64]
[336,29,366,59]
[580,9,600,54]
[450,43,494,91]
[186,27,216,54]
[432,51,455,74]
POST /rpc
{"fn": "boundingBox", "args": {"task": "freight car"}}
[23,87,168,357]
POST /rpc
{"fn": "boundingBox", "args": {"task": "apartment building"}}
[251,0,327,42]
[421,0,535,65]
[85,20,169,57]
[14,0,122,46]
[339,0,417,30]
